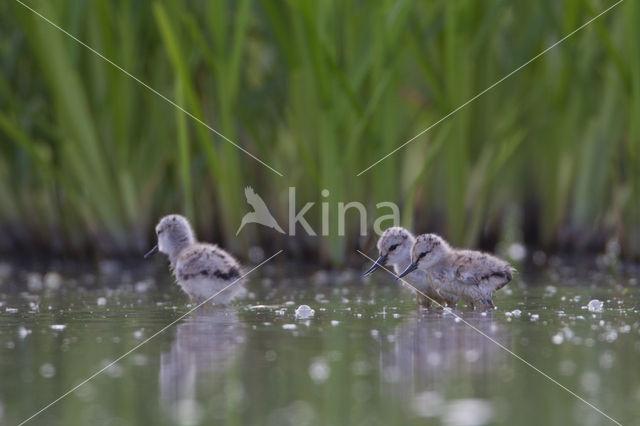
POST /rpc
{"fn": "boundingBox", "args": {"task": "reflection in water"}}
[159,308,245,421]
[381,311,508,422]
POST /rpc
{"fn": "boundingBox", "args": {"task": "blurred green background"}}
[0,0,638,264]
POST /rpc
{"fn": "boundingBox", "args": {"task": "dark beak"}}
[396,263,417,280]
[363,255,388,276]
[144,245,159,259]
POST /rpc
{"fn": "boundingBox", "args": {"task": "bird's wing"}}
[454,252,513,292]
[176,245,241,281]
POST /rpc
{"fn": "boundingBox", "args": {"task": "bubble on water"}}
[530,314,540,322]
[465,349,481,363]
[309,358,330,384]
[352,360,370,376]
[442,399,494,426]
[174,399,203,426]
[603,329,618,343]
[587,299,603,313]
[330,320,340,326]
[44,272,62,290]
[265,350,277,362]
[427,352,442,367]
[580,371,600,393]
[39,363,56,378]
[135,280,154,293]
[544,285,557,296]
[103,362,123,378]
[5,307,18,313]
[133,329,144,339]
[370,329,379,338]
[510,309,522,318]
[599,351,615,369]
[132,354,148,366]
[18,326,32,339]
[552,333,564,345]
[411,391,444,418]
[294,305,315,320]
[267,400,315,426]
[50,324,66,331]
[559,360,576,376]
[507,243,526,261]
[27,273,43,292]
[284,301,296,306]
[532,250,547,266]
[97,297,107,306]
[248,246,265,263]
[282,324,297,330]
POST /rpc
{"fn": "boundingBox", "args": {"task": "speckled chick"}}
[145,215,246,305]
[398,234,515,309]
[364,227,457,308]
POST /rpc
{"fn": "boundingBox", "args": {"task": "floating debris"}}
[587,299,604,313]
[97,297,107,306]
[5,307,18,313]
[330,320,340,326]
[294,305,315,320]
[50,324,67,331]
[282,324,297,330]
[530,314,540,322]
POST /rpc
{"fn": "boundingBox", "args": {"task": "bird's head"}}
[145,214,196,264]
[364,227,414,276]
[410,233,450,270]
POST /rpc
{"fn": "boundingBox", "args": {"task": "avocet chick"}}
[364,227,457,308]
[145,214,246,305]
[398,234,515,310]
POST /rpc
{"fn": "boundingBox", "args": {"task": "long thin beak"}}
[363,255,387,276]
[144,244,159,259]
[396,263,417,280]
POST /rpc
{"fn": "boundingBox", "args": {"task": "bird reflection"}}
[380,310,508,395]
[159,307,245,411]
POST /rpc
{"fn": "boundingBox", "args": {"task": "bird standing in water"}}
[145,215,246,305]
[364,227,457,308]
[398,233,515,309]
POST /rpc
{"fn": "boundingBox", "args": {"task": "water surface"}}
[0,262,638,425]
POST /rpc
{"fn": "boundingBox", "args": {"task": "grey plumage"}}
[404,234,515,309]
[147,214,246,305]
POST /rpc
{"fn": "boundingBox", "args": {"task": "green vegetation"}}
[0,0,638,262]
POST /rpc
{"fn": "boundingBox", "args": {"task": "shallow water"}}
[0,263,639,426]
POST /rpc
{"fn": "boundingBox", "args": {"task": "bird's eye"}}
[389,244,399,251]
[157,229,163,235]
[418,251,428,259]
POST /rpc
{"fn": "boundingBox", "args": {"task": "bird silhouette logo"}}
[236,186,285,235]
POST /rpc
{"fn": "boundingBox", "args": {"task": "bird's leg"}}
[416,292,432,308]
